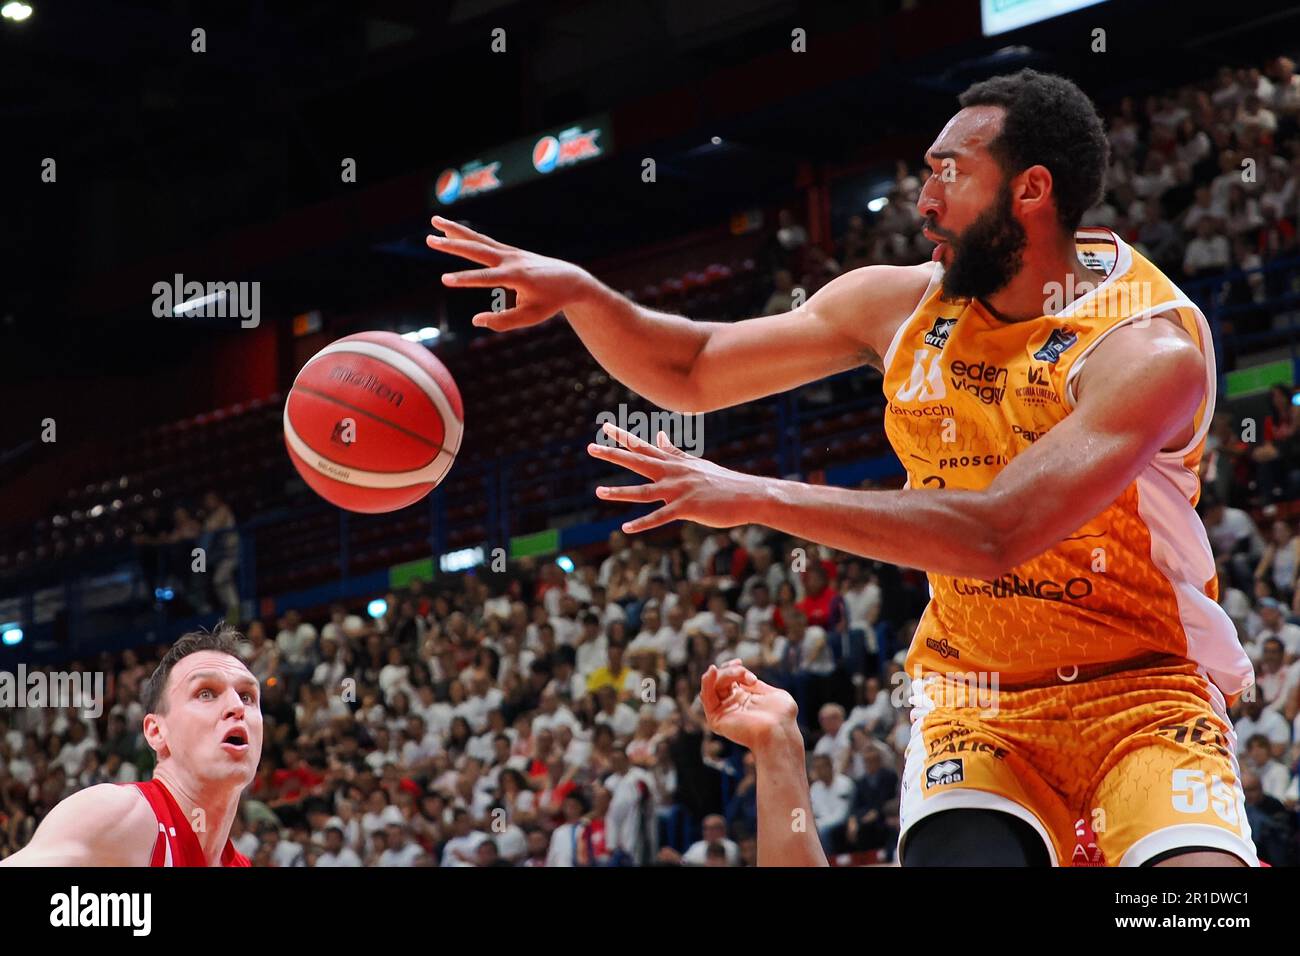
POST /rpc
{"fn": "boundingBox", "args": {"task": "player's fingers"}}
[621,501,684,534]
[470,304,554,332]
[655,430,688,456]
[586,442,664,479]
[594,482,665,503]
[442,266,516,288]
[600,422,668,457]
[700,665,719,713]
[430,215,514,251]
[426,235,506,266]
[712,662,757,697]
[708,668,744,711]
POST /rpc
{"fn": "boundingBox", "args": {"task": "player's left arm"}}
[589,316,1205,579]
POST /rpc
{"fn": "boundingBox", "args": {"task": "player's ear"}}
[1015,165,1053,216]
[141,712,169,759]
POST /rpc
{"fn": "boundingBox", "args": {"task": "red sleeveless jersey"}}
[125,779,250,867]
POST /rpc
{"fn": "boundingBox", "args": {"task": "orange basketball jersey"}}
[881,228,1254,699]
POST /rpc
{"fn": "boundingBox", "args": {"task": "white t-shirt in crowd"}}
[575,634,609,677]
[274,840,306,867]
[1235,709,1292,753]
[1255,759,1292,803]
[234,831,261,860]
[317,846,363,867]
[532,705,583,737]
[588,602,625,629]
[494,825,528,862]
[847,690,896,734]
[1251,623,1300,658]
[843,582,882,633]
[442,830,488,867]
[454,695,492,733]
[682,837,740,866]
[1206,508,1260,556]
[608,767,658,860]
[809,773,855,828]
[378,841,425,867]
[550,614,580,647]
[800,626,835,676]
[812,726,851,765]
[54,737,97,776]
[401,732,444,768]
[419,701,455,737]
[312,658,347,688]
[378,664,412,704]
[743,604,775,639]
[546,822,583,867]
[595,703,640,739]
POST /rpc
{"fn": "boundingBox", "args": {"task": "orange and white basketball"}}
[283,331,464,513]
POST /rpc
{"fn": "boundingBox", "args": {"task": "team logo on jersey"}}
[925,636,960,659]
[895,349,946,402]
[937,454,1009,470]
[949,359,1007,405]
[1015,365,1061,407]
[1071,817,1106,866]
[1032,327,1079,364]
[1079,249,1108,272]
[925,759,964,789]
[924,317,957,349]
[951,574,1093,603]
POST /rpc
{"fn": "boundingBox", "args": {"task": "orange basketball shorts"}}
[897,655,1259,866]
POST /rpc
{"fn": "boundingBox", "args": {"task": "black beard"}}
[938,183,1028,301]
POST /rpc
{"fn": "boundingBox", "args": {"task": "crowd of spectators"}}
[3,503,1300,866]
[0,521,930,866]
[132,490,241,618]
[763,54,1300,349]
[7,56,1300,869]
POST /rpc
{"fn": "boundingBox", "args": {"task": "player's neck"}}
[152,765,241,866]
[981,232,1099,324]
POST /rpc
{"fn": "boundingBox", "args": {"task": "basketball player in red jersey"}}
[433,68,1258,867]
[2,626,258,866]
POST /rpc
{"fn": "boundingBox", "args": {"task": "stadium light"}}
[172,290,226,316]
[439,545,485,573]
[400,327,440,343]
[367,598,388,619]
[1,3,33,22]
[2,623,24,646]
[867,196,889,213]
[556,555,575,573]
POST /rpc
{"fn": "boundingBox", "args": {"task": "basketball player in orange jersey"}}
[2,626,258,866]
[431,68,1258,866]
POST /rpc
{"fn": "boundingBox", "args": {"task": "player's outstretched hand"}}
[588,423,759,532]
[427,216,596,332]
[701,659,799,751]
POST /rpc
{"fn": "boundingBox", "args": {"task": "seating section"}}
[0,256,882,597]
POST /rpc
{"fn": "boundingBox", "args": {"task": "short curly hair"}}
[958,68,1109,233]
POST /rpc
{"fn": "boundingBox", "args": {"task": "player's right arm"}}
[700,660,826,867]
[0,784,157,867]
[427,217,934,414]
